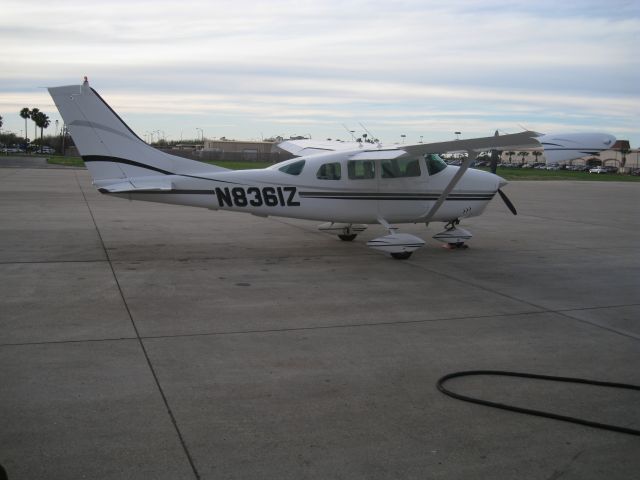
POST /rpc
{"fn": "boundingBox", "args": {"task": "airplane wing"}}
[278,132,542,158]
[96,177,173,193]
[400,131,541,156]
[349,149,407,160]
[276,139,361,156]
[279,130,615,165]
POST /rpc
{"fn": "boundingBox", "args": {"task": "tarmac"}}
[1,162,639,479]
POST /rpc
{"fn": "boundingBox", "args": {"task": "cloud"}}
[0,0,638,144]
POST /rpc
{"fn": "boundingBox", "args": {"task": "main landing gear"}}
[338,233,358,242]
[318,222,367,242]
[366,218,425,260]
[389,251,413,260]
[318,219,474,259]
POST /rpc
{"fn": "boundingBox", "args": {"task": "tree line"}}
[0,108,57,152]
[20,107,51,147]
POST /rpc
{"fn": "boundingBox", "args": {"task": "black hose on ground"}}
[436,370,640,437]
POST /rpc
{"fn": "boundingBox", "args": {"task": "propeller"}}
[497,189,517,215]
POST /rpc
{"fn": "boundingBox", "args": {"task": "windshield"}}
[278,160,305,175]
[425,154,447,175]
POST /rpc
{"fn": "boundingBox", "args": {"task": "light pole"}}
[400,134,406,144]
[196,128,203,144]
[455,131,461,140]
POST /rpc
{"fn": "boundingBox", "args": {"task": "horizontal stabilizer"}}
[97,177,173,193]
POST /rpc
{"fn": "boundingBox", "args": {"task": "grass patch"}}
[201,160,273,170]
[46,155,84,167]
[480,167,640,182]
[45,156,640,181]
[47,156,273,170]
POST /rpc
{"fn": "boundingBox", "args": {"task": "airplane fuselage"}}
[48,79,616,258]
[98,151,502,225]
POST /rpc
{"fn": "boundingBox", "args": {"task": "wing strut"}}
[424,150,479,222]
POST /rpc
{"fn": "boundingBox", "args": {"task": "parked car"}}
[546,163,561,171]
[589,166,607,174]
[603,165,618,174]
[630,168,640,176]
[34,146,56,154]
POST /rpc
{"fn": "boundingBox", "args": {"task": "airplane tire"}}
[391,252,412,260]
[338,234,357,241]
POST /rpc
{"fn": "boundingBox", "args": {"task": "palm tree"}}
[507,151,516,164]
[617,140,631,170]
[532,150,542,164]
[519,151,530,164]
[33,111,50,153]
[0,115,3,130]
[30,108,40,151]
[20,108,31,144]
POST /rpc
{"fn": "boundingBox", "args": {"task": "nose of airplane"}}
[466,167,505,191]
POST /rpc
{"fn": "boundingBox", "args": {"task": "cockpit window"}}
[348,160,376,180]
[381,158,421,178]
[425,154,447,175]
[279,160,305,176]
[316,162,341,180]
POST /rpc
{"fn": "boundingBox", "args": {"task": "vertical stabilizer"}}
[48,79,225,181]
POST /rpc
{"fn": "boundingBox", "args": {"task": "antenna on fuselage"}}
[359,122,377,143]
[359,122,382,148]
[342,124,356,141]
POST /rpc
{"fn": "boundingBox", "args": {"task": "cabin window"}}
[279,160,305,176]
[347,160,376,180]
[316,162,341,180]
[425,154,447,175]
[380,158,421,178]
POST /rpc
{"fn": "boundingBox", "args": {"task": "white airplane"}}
[49,79,616,259]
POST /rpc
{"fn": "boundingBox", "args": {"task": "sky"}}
[1,0,639,146]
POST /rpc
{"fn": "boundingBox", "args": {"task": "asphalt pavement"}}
[1,166,639,479]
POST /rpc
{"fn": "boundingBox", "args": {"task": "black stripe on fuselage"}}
[298,191,495,201]
[102,188,494,201]
[83,155,239,184]
[84,155,174,175]
[101,189,217,194]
